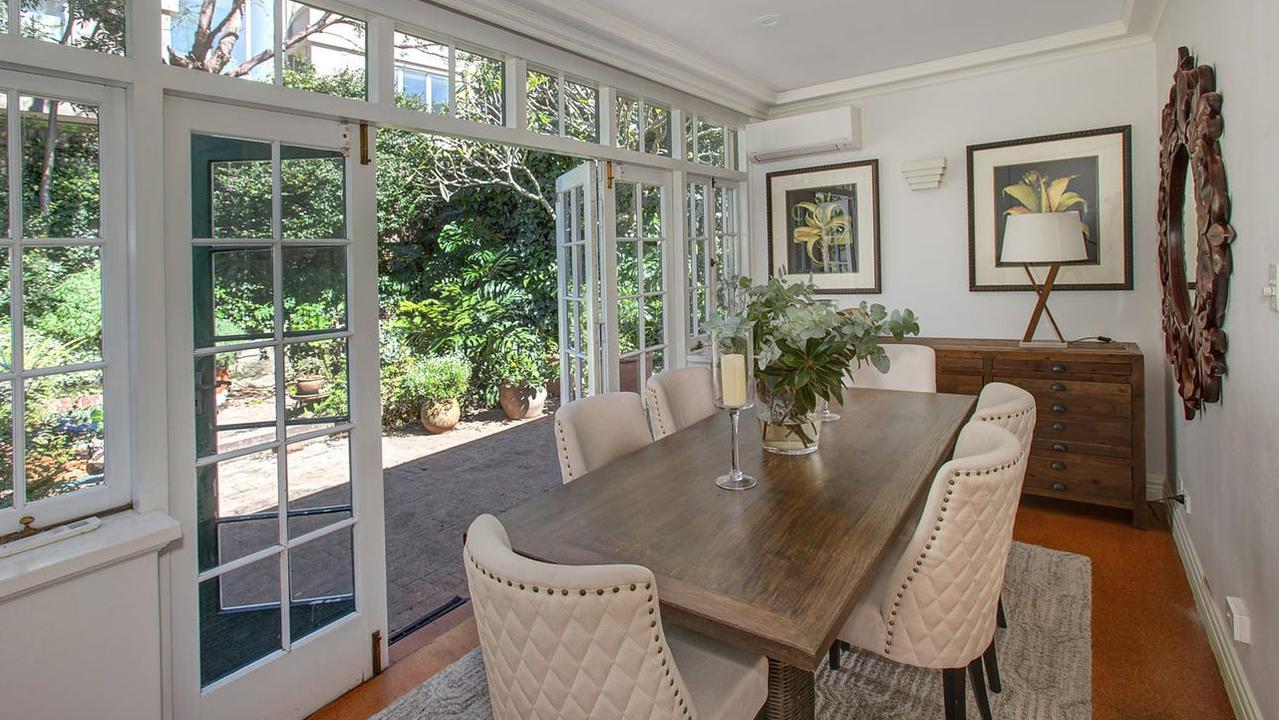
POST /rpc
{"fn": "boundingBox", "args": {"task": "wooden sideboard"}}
[891,337,1148,528]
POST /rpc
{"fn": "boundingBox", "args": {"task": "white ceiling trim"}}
[423,0,775,118]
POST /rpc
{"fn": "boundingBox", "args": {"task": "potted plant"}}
[290,356,327,396]
[411,354,471,434]
[718,276,919,455]
[495,332,553,420]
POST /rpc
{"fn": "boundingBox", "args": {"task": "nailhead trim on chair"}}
[646,385,670,437]
[882,451,1026,656]
[466,552,691,716]
[555,419,578,482]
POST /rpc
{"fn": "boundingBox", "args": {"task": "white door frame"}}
[554,162,599,403]
[162,97,386,720]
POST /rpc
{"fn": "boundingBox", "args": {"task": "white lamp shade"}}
[1000,211,1088,264]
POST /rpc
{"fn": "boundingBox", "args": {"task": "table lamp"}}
[1001,211,1088,347]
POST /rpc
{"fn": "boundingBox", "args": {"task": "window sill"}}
[0,510,181,602]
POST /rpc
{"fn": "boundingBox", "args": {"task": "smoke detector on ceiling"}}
[752,14,784,28]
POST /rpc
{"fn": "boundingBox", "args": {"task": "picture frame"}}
[766,159,881,294]
[967,126,1133,291]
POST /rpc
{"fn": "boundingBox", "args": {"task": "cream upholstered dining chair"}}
[553,392,653,484]
[849,344,938,393]
[970,381,1037,694]
[464,514,768,720]
[645,367,717,439]
[831,421,1027,720]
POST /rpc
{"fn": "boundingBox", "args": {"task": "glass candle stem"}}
[729,408,742,480]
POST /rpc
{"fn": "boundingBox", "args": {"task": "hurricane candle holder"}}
[711,326,756,491]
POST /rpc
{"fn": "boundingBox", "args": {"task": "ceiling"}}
[443,0,1165,115]
[581,0,1123,93]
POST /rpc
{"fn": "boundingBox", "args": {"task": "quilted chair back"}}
[645,367,716,439]
[872,422,1026,669]
[849,344,938,393]
[464,514,697,720]
[973,382,1037,452]
[554,392,653,483]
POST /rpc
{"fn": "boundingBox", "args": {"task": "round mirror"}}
[1156,47,1236,419]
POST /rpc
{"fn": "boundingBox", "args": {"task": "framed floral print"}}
[967,126,1133,291]
[766,159,881,294]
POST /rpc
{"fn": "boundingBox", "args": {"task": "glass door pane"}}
[610,166,670,393]
[554,162,597,402]
[190,133,357,687]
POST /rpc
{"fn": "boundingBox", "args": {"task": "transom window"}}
[526,66,599,142]
[684,113,738,169]
[5,0,126,54]
[616,93,671,157]
[0,73,128,535]
[393,30,505,125]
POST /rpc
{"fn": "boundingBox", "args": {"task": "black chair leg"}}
[968,658,994,720]
[983,640,1002,694]
[942,667,967,720]
[829,643,841,671]
[997,595,1008,629]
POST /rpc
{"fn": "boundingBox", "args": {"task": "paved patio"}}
[381,409,561,637]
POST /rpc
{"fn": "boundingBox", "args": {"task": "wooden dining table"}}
[498,386,977,720]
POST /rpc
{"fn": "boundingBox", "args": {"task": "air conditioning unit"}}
[744,106,862,163]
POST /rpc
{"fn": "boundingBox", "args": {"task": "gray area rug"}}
[373,542,1092,719]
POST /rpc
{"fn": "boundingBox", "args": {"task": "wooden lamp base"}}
[1020,263,1068,348]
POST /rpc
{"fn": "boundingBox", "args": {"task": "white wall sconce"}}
[902,157,946,190]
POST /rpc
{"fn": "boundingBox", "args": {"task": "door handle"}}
[1051,443,1067,452]
[1051,481,1067,491]
[1050,382,1067,392]
[1051,403,1067,413]
[1051,363,1067,373]
[1050,461,1067,471]
[1051,422,1067,431]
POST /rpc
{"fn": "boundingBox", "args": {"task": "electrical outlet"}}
[1227,596,1251,644]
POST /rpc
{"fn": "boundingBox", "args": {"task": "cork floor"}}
[310,496,1235,720]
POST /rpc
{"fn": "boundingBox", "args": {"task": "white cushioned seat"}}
[645,367,717,439]
[554,392,653,483]
[973,382,1036,451]
[464,514,767,720]
[849,344,937,393]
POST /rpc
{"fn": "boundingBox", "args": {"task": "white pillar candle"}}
[720,353,747,408]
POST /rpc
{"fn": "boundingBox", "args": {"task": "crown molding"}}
[423,0,774,118]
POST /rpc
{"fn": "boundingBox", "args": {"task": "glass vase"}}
[758,384,823,455]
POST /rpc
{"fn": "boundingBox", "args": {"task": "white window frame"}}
[0,69,130,536]
[615,92,672,157]
[392,24,506,126]
[526,64,599,144]
[685,112,741,169]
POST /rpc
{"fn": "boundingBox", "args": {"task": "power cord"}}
[1068,335,1114,343]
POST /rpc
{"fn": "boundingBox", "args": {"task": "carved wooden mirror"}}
[1157,47,1235,419]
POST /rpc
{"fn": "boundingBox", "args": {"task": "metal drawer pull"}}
[1050,461,1067,470]
[1051,422,1066,431]
[1051,403,1067,413]
[1051,481,1067,491]
[1050,382,1066,392]
[1052,443,1067,452]
[1051,363,1067,373]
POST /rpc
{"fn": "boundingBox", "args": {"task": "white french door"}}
[556,162,676,398]
[163,98,386,720]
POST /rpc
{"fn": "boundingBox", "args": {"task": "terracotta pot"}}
[420,399,461,434]
[294,375,326,395]
[499,384,547,420]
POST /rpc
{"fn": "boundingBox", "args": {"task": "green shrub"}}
[494,330,556,389]
[397,354,471,414]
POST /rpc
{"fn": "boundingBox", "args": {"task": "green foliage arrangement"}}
[714,275,920,441]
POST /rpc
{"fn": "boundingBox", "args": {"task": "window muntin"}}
[0,82,124,528]
[15,0,126,55]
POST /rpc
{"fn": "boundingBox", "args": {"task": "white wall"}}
[1154,1,1279,716]
[748,42,1166,482]
[0,554,164,720]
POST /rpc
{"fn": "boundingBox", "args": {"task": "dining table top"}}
[498,386,977,671]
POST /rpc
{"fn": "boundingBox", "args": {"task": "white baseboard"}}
[1169,507,1263,720]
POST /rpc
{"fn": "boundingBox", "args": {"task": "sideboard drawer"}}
[993,357,1131,380]
[937,373,983,395]
[1036,415,1132,448]
[1032,437,1132,460]
[999,377,1133,419]
[1026,452,1132,501]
